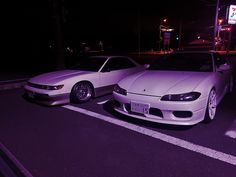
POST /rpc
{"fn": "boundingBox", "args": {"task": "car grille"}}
[113,100,121,108]
[25,91,50,101]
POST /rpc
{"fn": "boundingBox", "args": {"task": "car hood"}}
[29,70,93,85]
[119,71,212,96]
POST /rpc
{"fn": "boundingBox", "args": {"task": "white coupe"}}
[113,51,233,125]
[24,56,146,105]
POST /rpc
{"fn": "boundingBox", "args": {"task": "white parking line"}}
[96,99,110,105]
[225,120,236,139]
[62,105,236,166]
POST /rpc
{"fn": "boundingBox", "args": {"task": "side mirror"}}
[217,64,230,72]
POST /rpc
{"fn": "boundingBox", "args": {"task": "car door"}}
[99,57,139,92]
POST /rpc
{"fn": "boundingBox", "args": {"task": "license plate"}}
[131,102,150,114]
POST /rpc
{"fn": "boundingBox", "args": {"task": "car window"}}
[102,57,136,71]
[70,57,107,71]
[148,53,213,72]
[214,53,227,68]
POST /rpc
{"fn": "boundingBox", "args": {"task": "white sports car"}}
[113,51,233,125]
[24,56,146,105]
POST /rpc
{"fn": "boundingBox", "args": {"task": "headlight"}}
[50,85,64,90]
[41,84,64,90]
[161,92,201,101]
[113,84,127,96]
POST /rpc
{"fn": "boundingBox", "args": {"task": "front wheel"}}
[204,89,217,123]
[70,82,93,103]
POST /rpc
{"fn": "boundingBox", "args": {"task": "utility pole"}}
[159,18,167,51]
[213,0,220,50]
[226,25,232,54]
[137,8,141,56]
[159,24,162,51]
[52,0,65,69]
[178,19,182,50]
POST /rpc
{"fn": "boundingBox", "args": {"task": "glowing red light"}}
[218,19,223,25]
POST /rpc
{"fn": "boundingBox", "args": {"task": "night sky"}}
[3,0,236,71]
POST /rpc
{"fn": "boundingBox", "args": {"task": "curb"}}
[0,142,33,177]
[0,79,28,91]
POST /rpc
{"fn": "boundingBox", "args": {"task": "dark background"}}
[3,0,236,72]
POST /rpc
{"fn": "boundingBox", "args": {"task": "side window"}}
[118,57,136,69]
[214,54,227,68]
[102,57,136,72]
[102,58,120,72]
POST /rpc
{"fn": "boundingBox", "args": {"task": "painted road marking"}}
[0,142,34,177]
[225,120,236,139]
[97,99,110,105]
[62,105,236,166]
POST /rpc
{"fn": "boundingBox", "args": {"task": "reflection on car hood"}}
[119,71,212,96]
[29,70,93,85]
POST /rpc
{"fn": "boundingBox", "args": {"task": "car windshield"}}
[148,53,213,72]
[70,57,107,71]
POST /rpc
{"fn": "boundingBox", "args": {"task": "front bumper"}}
[24,86,70,106]
[113,92,208,126]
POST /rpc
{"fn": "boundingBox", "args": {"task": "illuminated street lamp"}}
[158,18,174,51]
[159,18,167,51]
[217,18,223,45]
[218,18,223,25]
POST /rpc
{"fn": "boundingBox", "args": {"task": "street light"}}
[218,18,223,25]
[159,18,167,51]
[159,18,174,52]
[217,18,223,46]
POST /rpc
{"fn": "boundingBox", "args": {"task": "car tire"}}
[70,82,93,103]
[204,89,217,123]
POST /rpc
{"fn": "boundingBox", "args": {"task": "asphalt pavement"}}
[0,72,36,177]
